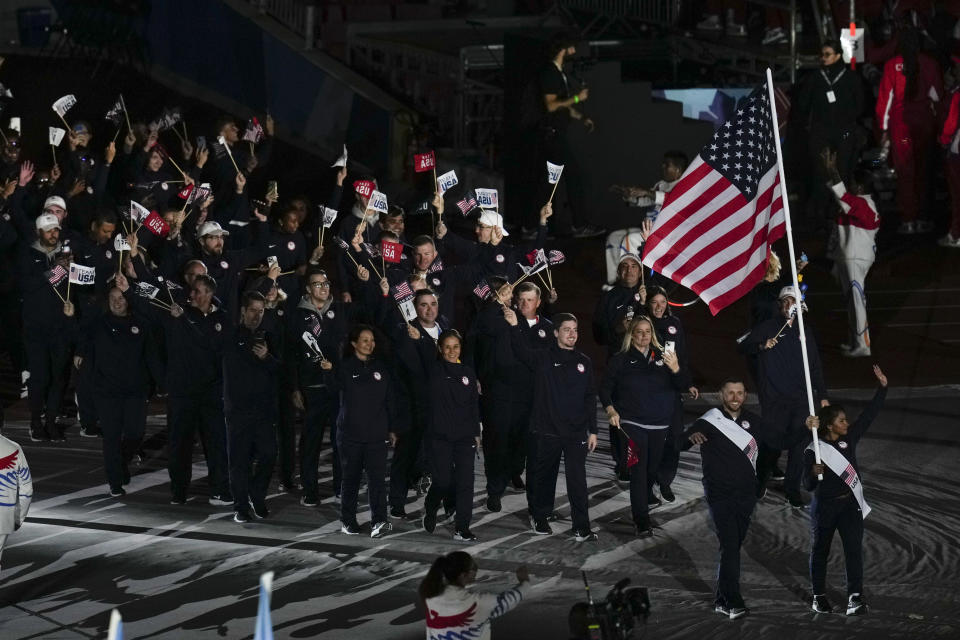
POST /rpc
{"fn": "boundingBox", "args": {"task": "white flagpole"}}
[765,68,823,478]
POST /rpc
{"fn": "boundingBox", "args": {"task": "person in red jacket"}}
[874,26,943,234]
[938,55,960,249]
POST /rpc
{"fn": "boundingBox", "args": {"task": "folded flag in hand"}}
[46,265,68,286]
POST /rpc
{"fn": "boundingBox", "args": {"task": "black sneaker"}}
[110,487,126,498]
[170,494,187,505]
[486,494,502,513]
[728,606,748,620]
[572,528,599,542]
[371,521,393,538]
[30,428,50,442]
[787,494,807,509]
[634,524,653,538]
[714,604,730,617]
[660,485,676,503]
[80,425,102,438]
[454,529,478,542]
[647,493,662,509]
[511,475,525,491]
[250,500,269,519]
[233,510,252,523]
[423,509,437,533]
[389,505,407,519]
[341,521,361,535]
[771,465,786,481]
[300,496,318,507]
[531,518,552,535]
[846,593,867,616]
[812,594,833,613]
[50,427,67,443]
[209,494,233,507]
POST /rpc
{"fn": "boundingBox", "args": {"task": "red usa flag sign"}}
[414,150,436,173]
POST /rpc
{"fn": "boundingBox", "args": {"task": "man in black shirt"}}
[536,34,601,238]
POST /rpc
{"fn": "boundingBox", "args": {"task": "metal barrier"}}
[558,0,680,27]
[249,0,316,49]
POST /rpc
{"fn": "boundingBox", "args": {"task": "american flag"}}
[841,463,857,487]
[641,85,785,315]
[46,264,68,286]
[473,282,491,300]
[362,242,381,258]
[548,249,565,266]
[393,281,414,302]
[333,236,350,251]
[626,439,639,469]
[743,437,758,463]
[456,193,478,215]
[428,257,444,274]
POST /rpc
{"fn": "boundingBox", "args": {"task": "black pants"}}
[758,397,809,498]
[97,394,147,492]
[167,386,229,499]
[810,493,864,596]
[275,380,297,487]
[481,395,529,498]
[24,330,71,430]
[708,494,757,608]
[540,129,588,234]
[227,410,277,511]
[657,396,685,489]
[621,425,668,527]
[389,409,426,509]
[426,437,476,531]
[299,386,339,500]
[527,432,590,531]
[75,358,98,429]
[338,437,388,526]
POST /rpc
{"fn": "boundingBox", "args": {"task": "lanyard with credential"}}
[821,68,846,104]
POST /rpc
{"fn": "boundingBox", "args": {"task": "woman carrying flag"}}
[805,364,888,615]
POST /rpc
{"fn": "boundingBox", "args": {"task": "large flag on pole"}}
[641,85,785,315]
[254,571,274,640]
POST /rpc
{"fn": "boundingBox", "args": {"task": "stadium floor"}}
[0,388,957,639]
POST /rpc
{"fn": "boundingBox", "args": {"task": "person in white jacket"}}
[0,432,32,571]
[824,150,880,358]
[419,551,530,640]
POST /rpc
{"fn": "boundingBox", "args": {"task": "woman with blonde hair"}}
[600,316,687,536]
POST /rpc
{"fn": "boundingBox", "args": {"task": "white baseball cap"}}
[778,285,799,301]
[43,195,67,212]
[36,213,61,231]
[477,211,509,236]
[618,252,641,266]
[198,221,230,237]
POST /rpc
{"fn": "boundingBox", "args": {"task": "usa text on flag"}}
[641,86,785,315]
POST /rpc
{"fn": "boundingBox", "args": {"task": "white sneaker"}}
[371,521,393,538]
[938,233,960,248]
[843,346,872,358]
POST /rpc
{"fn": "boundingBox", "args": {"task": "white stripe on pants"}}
[832,258,873,349]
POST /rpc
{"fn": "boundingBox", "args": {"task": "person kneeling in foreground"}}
[420,551,530,640]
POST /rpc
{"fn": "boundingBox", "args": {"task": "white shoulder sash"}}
[700,408,757,469]
[807,441,871,519]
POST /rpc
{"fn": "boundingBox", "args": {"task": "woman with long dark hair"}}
[333,324,398,538]
[419,551,530,640]
[406,328,481,542]
[875,26,943,234]
[804,364,887,616]
[600,316,688,537]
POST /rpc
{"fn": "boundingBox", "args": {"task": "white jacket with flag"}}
[424,582,529,640]
[0,434,32,534]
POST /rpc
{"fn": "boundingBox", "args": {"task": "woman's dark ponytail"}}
[418,552,474,601]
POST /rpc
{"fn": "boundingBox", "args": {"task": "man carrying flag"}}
[645,72,828,509]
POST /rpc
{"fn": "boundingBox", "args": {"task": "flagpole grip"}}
[765,68,822,469]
